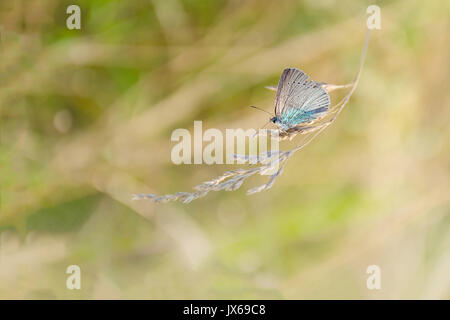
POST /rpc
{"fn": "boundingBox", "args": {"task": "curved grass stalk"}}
[132,29,370,203]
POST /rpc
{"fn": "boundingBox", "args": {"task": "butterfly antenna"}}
[249,106,274,138]
[249,105,273,116]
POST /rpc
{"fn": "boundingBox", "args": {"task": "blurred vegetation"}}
[0,0,449,299]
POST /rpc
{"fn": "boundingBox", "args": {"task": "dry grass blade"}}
[132,29,371,204]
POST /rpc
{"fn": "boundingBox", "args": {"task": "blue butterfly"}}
[268,68,330,135]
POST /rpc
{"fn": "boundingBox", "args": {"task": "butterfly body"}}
[271,68,330,135]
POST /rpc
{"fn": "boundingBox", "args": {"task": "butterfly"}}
[269,68,331,137]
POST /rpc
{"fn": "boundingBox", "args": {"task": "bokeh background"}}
[1,0,449,299]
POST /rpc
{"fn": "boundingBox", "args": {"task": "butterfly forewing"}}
[274,68,310,115]
[274,68,331,128]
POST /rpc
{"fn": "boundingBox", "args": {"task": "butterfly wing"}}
[274,68,310,115]
[274,68,330,128]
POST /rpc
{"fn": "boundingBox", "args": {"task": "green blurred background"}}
[1,0,449,299]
